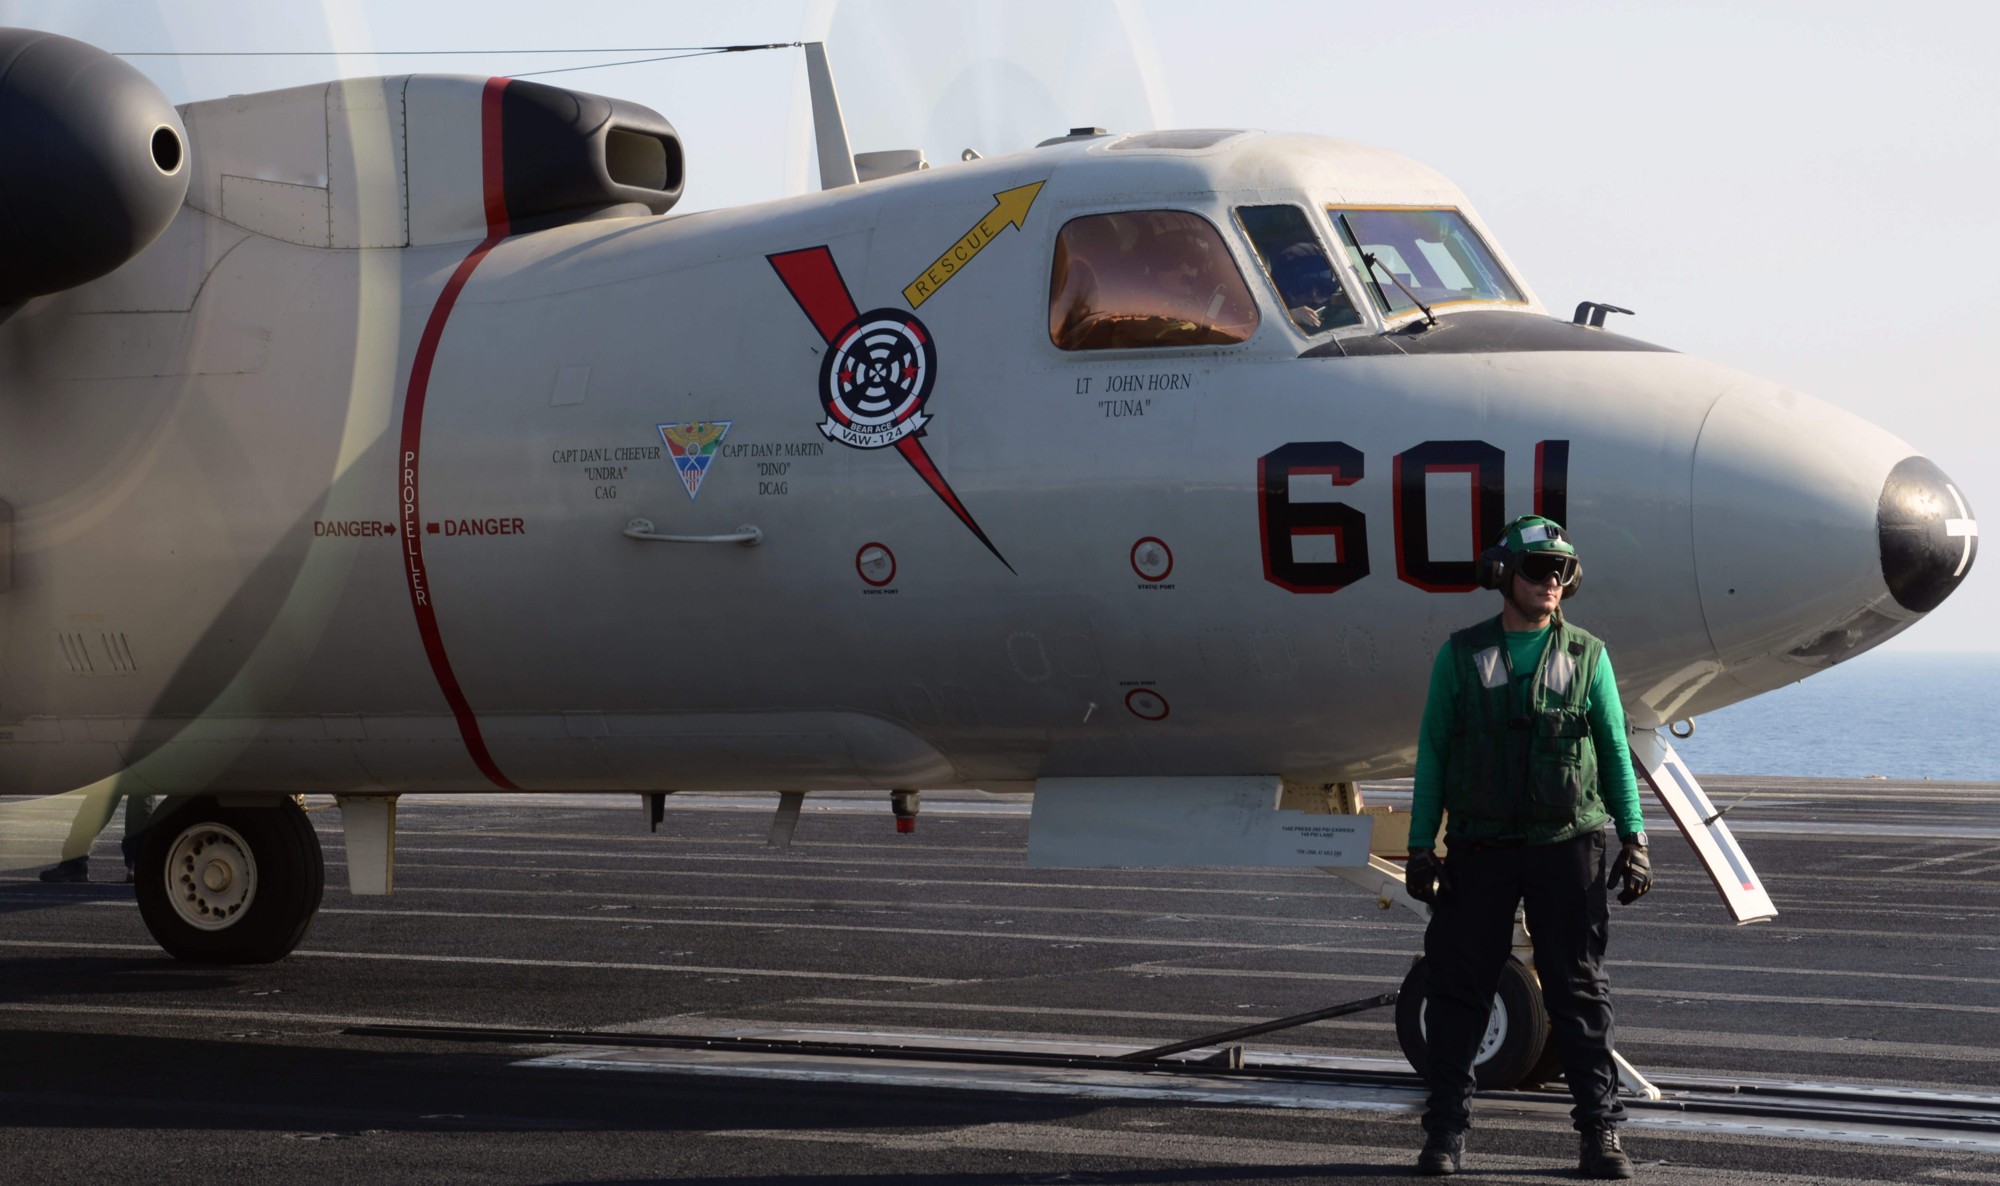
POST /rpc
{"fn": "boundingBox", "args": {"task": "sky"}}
[7,0,1994,649]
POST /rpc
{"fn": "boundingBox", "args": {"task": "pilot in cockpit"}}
[1270,241,1342,331]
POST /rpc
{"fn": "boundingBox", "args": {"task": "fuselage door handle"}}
[623,518,763,547]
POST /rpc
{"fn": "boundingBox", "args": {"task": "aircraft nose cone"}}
[1878,456,1978,614]
[1691,387,1920,670]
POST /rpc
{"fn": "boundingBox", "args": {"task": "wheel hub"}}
[164,823,258,931]
[1476,999,1511,1062]
[1418,994,1513,1067]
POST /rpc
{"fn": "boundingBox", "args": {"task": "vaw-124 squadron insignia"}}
[658,420,733,501]
[769,245,1011,572]
[817,307,935,450]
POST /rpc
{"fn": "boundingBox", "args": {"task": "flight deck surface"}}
[3,777,1996,1184]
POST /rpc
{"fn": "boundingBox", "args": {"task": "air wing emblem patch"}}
[659,420,733,501]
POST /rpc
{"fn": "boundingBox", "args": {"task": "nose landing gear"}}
[1393,954,1557,1089]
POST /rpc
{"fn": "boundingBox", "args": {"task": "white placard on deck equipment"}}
[1026,776,1373,868]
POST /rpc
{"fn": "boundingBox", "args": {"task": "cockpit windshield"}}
[1235,204,1361,334]
[1329,207,1524,316]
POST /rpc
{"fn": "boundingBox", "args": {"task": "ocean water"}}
[1669,652,1999,782]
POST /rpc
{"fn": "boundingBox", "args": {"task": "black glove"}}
[1610,842,1652,905]
[1405,849,1449,906]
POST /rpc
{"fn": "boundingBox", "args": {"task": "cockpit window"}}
[1328,207,1524,315]
[1234,205,1361,334]
[1048,210,1259,351]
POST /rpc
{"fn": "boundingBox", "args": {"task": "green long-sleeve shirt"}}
[1408,622,1646,850]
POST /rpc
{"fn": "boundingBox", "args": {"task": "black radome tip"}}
[1878,456,1978,614]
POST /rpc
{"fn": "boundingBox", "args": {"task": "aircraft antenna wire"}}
[112,43,804,80]
[504,49,790,79]
[113,44,801,57]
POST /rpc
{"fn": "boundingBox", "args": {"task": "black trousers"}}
[1421,829,1625,1133]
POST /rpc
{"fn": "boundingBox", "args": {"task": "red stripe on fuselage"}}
[892,435,1015,575]
[768,247,860,342]
[480,78,510,236]
[395,77,519,791]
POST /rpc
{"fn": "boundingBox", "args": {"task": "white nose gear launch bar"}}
[1628,729,1778,924]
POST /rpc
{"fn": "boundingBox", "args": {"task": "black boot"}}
[1416,1128,1464,1176]
[1578,1124,1634,1179]
[38,857,89,883]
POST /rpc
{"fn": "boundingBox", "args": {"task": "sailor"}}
[1403,515,1652,1178]
[37,792,156,883]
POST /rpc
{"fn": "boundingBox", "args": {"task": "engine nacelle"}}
[0,28,188,305]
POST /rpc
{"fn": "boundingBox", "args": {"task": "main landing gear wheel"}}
[1395,955,1551,1090]
[135,795,324,963]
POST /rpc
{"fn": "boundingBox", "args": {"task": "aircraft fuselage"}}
[0,79,1966,802]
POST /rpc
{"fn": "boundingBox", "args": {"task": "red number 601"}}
[1259,439,1570,594]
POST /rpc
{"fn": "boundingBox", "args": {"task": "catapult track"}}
[349,1021,2000,1142]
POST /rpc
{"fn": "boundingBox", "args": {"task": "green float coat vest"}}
[1441,616,1610,845]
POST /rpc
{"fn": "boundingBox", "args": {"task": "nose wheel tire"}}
[1394,955,1551,1090]
[135,795,324,963]
[1524,1024,1567,1087]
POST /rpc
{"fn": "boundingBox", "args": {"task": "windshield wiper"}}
[1344,213,1440,328]
[1361,252,1437,328]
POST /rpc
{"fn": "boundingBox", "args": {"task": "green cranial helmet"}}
[1498,515,1575,558]
[1477,515,1582,596]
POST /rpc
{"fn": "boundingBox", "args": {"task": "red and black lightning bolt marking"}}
[768,246,1014,574]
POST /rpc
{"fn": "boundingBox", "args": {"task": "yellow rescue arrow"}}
[902,181,1046,309]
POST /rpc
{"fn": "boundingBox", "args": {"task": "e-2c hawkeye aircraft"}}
[0,29,1979,1087]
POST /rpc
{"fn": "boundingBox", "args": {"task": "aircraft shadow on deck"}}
[0,883,137,918]
[580,1172,1393,1185]
[3,1027,1131,1136]
[0,955,240,1002]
